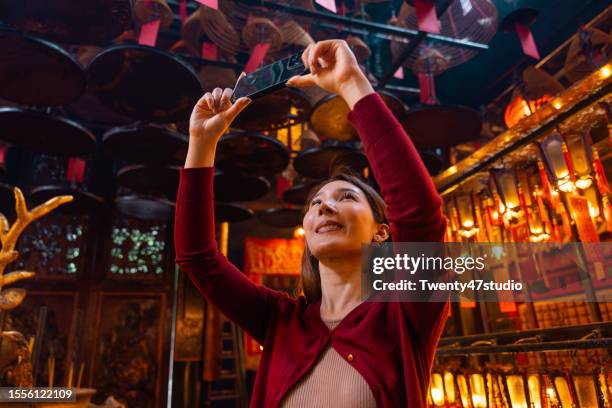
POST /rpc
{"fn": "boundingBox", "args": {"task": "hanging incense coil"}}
[346,35,371,62]
[181,8,205,50]
[199,6,241,55]
[169,40,198,57]
[522,66,564,100]
[280,20,314,47]
[199,55,238,91]
[412,47,450,75]
[242,17,283,52]
[132,0,174,29]
[564,27,612,83]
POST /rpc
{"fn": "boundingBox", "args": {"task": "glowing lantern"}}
[491,169,522,222]
[469,373,487,408]
[429,373,446,406]
[538,133,575,193]
[454,194,479,239]
[504,92,555,128]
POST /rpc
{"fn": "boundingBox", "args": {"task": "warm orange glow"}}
[504,94,555,128]
[601,64,611,79]
[294,226,305,237]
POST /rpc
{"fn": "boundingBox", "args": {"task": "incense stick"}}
[77,362,85,389]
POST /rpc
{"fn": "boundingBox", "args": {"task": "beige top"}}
[279,319,377,408]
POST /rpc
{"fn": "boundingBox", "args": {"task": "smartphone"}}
[231,50,308,102]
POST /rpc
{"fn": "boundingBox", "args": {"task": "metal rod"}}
[437,337,612,355]
[378,84,420,95]
[439,321,612,346]
[378,0,454,87]
[238,0,488,51]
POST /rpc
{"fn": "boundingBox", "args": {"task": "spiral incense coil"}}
[199,64,238,91]
[280,20,314,47]
[346,35,371,62]
[170,40,198,57]
[181,8,205,50]
[199,6,241,55]
[132,0,174,30]
[412,47,450,75]
[564,27,612,83]
[242,17,283,52]
[521,66,564,101]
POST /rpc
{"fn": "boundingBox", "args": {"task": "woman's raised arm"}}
[174,87,288,344]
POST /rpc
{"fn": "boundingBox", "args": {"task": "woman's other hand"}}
[286,39,374,109]
[185,84,251,168]
[189,84,251,143]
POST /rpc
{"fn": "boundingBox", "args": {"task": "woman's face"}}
[303,180,385,259]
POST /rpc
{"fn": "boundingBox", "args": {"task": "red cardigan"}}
[174,93,449,407]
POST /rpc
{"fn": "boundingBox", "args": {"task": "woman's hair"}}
[297,165,389,304]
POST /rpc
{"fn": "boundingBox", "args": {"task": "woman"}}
[174,39,449,407]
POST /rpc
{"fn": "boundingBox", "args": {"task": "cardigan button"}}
[347,353,354,362]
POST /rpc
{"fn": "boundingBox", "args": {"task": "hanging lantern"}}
[504,66,565,128]
[553,372,577,407]
[572,371,605,408]
[454,194,479,239]
[457,373,471,408]
[443,370,459,406]
[538,132,576,193]
[516,167,551,242]
[491,169,522,223]
[428,372,446,407]
[504,371,531,408]
[469,372,488,408]
[565,131,595,190]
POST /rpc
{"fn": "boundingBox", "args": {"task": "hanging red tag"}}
[537,160,554,205]
[67,158,86,183]
[315,0,337,13]
[514,23,540,60]
[179,0,187,26]
[196,0,218,10]
[338,0,345,16]
[414,0,440,34]
[500,301,517,314]
[393,66,404,79]
[459,301,476,309]
[592,149,610,195]
[0,145,5,165]
[417,72,436,104]
[138,19,160,47]
[201,42,218,60]
[561,141,576,184]
[244,43,270,73]
[602,196,612,234]
[276,175,293,199]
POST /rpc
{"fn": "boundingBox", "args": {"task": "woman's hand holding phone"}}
[286,39,375,109]
[185,82,251,168]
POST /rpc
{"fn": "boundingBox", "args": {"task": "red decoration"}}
[414,0,440,34]
[138,19,160,46]
[514,22,540,60]
[67,158,86,183]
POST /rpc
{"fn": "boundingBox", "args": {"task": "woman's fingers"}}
[203,92,214,112]
[286,74,315,88]
[221,87,233,110]
[302,44,313,72]
[212,87,223,111]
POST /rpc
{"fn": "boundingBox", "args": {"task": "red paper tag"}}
[179,0,187,26]
[244,43,271,73]
[414,0,440,34]
[569,195,599,243]
[393,66,404,79]
[0,145,5,165]
[67,158,86,183]
[201,42,218,60]
[138,19,160,47]
[315,0,337,13]
[196,0,218,10]
[500,301,517,313]
[514,23,540,60]
[418,72,436,104]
